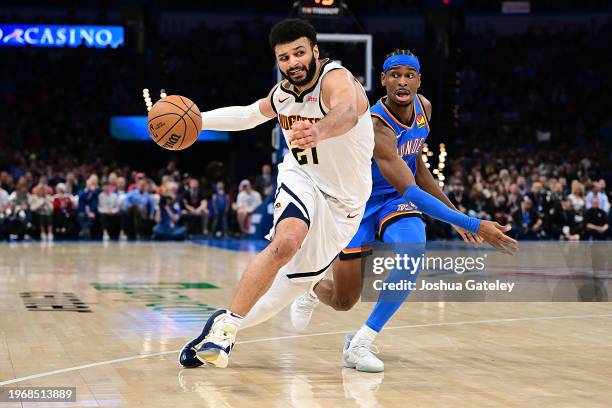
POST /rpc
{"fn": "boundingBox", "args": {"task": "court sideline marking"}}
[1,312,611,386]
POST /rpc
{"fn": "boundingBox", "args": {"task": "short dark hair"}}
[386,49,417,59]
[269,19,317,50]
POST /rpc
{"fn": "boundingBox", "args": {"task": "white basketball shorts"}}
[266,163,365,283]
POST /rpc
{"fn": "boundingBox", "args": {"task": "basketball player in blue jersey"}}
[290,49,518,372]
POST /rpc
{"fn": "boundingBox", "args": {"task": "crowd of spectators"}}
[0,13,610,242]
[0,152,267,241]
[423,148,611,241]
[426,21,612,240]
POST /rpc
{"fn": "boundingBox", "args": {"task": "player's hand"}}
[452,225,483,244]
[477,221,518,255]
[289,120,321,149]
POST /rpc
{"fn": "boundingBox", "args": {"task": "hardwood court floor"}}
[0,242,611,407]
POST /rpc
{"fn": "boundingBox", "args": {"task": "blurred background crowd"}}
[0,1,610,241]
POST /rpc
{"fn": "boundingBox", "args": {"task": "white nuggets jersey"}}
[271,59,374,209]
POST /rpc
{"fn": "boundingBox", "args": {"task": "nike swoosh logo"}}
[279,97,290,103]
[347,212,358,219]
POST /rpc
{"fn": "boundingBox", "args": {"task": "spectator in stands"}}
[116,177,127,207]
[448,180,472,214]
[64,172,78,195]
[254,164,274,197]
[123,177,156,240]
[507,183,523,213]
[586,180,610,213]
[33,176,53,195]
[527,181,546,216]
[0,172,14,194]
[558,198,582,241]
[7,177,30,241]
[116,176,128,238]
[211,180,229,238]
[78,175,101,240]
[128,172,146,192]
[29,184,54,240]
[52,183,77,240]
[153,181,187,241]
[568,180,586,213]
[0,185,9,240]
[181,177,209,235]
[469,182,493,220]
[511,196,543,240]
[107,172,118,191]
[584,197,609,240]
[98,181,121,240]
[235,179,262,235]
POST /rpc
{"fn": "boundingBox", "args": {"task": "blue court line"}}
[191,238,269,252]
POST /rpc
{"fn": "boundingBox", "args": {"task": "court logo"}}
[20,292,92,313]
[92,282,219,323]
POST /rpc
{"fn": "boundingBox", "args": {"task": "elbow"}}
[347,106,359,127]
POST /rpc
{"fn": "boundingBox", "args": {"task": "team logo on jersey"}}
[307,96,318,103]
[416,113,426,128]
[275,202,282,209]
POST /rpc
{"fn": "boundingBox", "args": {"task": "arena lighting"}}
[160,89,167,99]
[422,143,431,168]
[436,143,447,187]
[142,88,152,111]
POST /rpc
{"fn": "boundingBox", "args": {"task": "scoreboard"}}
[298,0,343,17]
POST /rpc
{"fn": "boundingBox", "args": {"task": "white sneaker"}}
[342,335,384,373]
[290,292,319,331]
[195,320,236,368]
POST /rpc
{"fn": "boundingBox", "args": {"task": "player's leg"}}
[230,217,308,314]
[178,249,312,369]
[180,170,317,368]
[179,217,309,368]
[344,214,426,372]
[290,211,376,330]
[314,257,362,311]
[241,268,311,329]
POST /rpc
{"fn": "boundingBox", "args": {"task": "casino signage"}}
[0,24,124,48]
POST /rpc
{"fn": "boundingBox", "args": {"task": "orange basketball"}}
[147,95,202,151]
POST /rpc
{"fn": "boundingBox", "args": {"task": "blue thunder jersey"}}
[369,95,430,199]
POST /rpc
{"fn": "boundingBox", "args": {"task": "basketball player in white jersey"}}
[179,19,513,369]
[178,19,375,369]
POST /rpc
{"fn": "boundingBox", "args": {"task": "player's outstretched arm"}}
[200,86,277,131]
[289,69,364,148]
[373,117,517,254]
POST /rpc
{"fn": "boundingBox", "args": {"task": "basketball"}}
[147,95,202,150]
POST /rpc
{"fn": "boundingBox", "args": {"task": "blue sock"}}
[365,218,425,332]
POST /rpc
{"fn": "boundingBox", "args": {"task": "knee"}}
[270,234,302,263]
[331,294,359,311]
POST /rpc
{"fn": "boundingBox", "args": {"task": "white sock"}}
[223,310,244,329]
[352,325,377,346]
